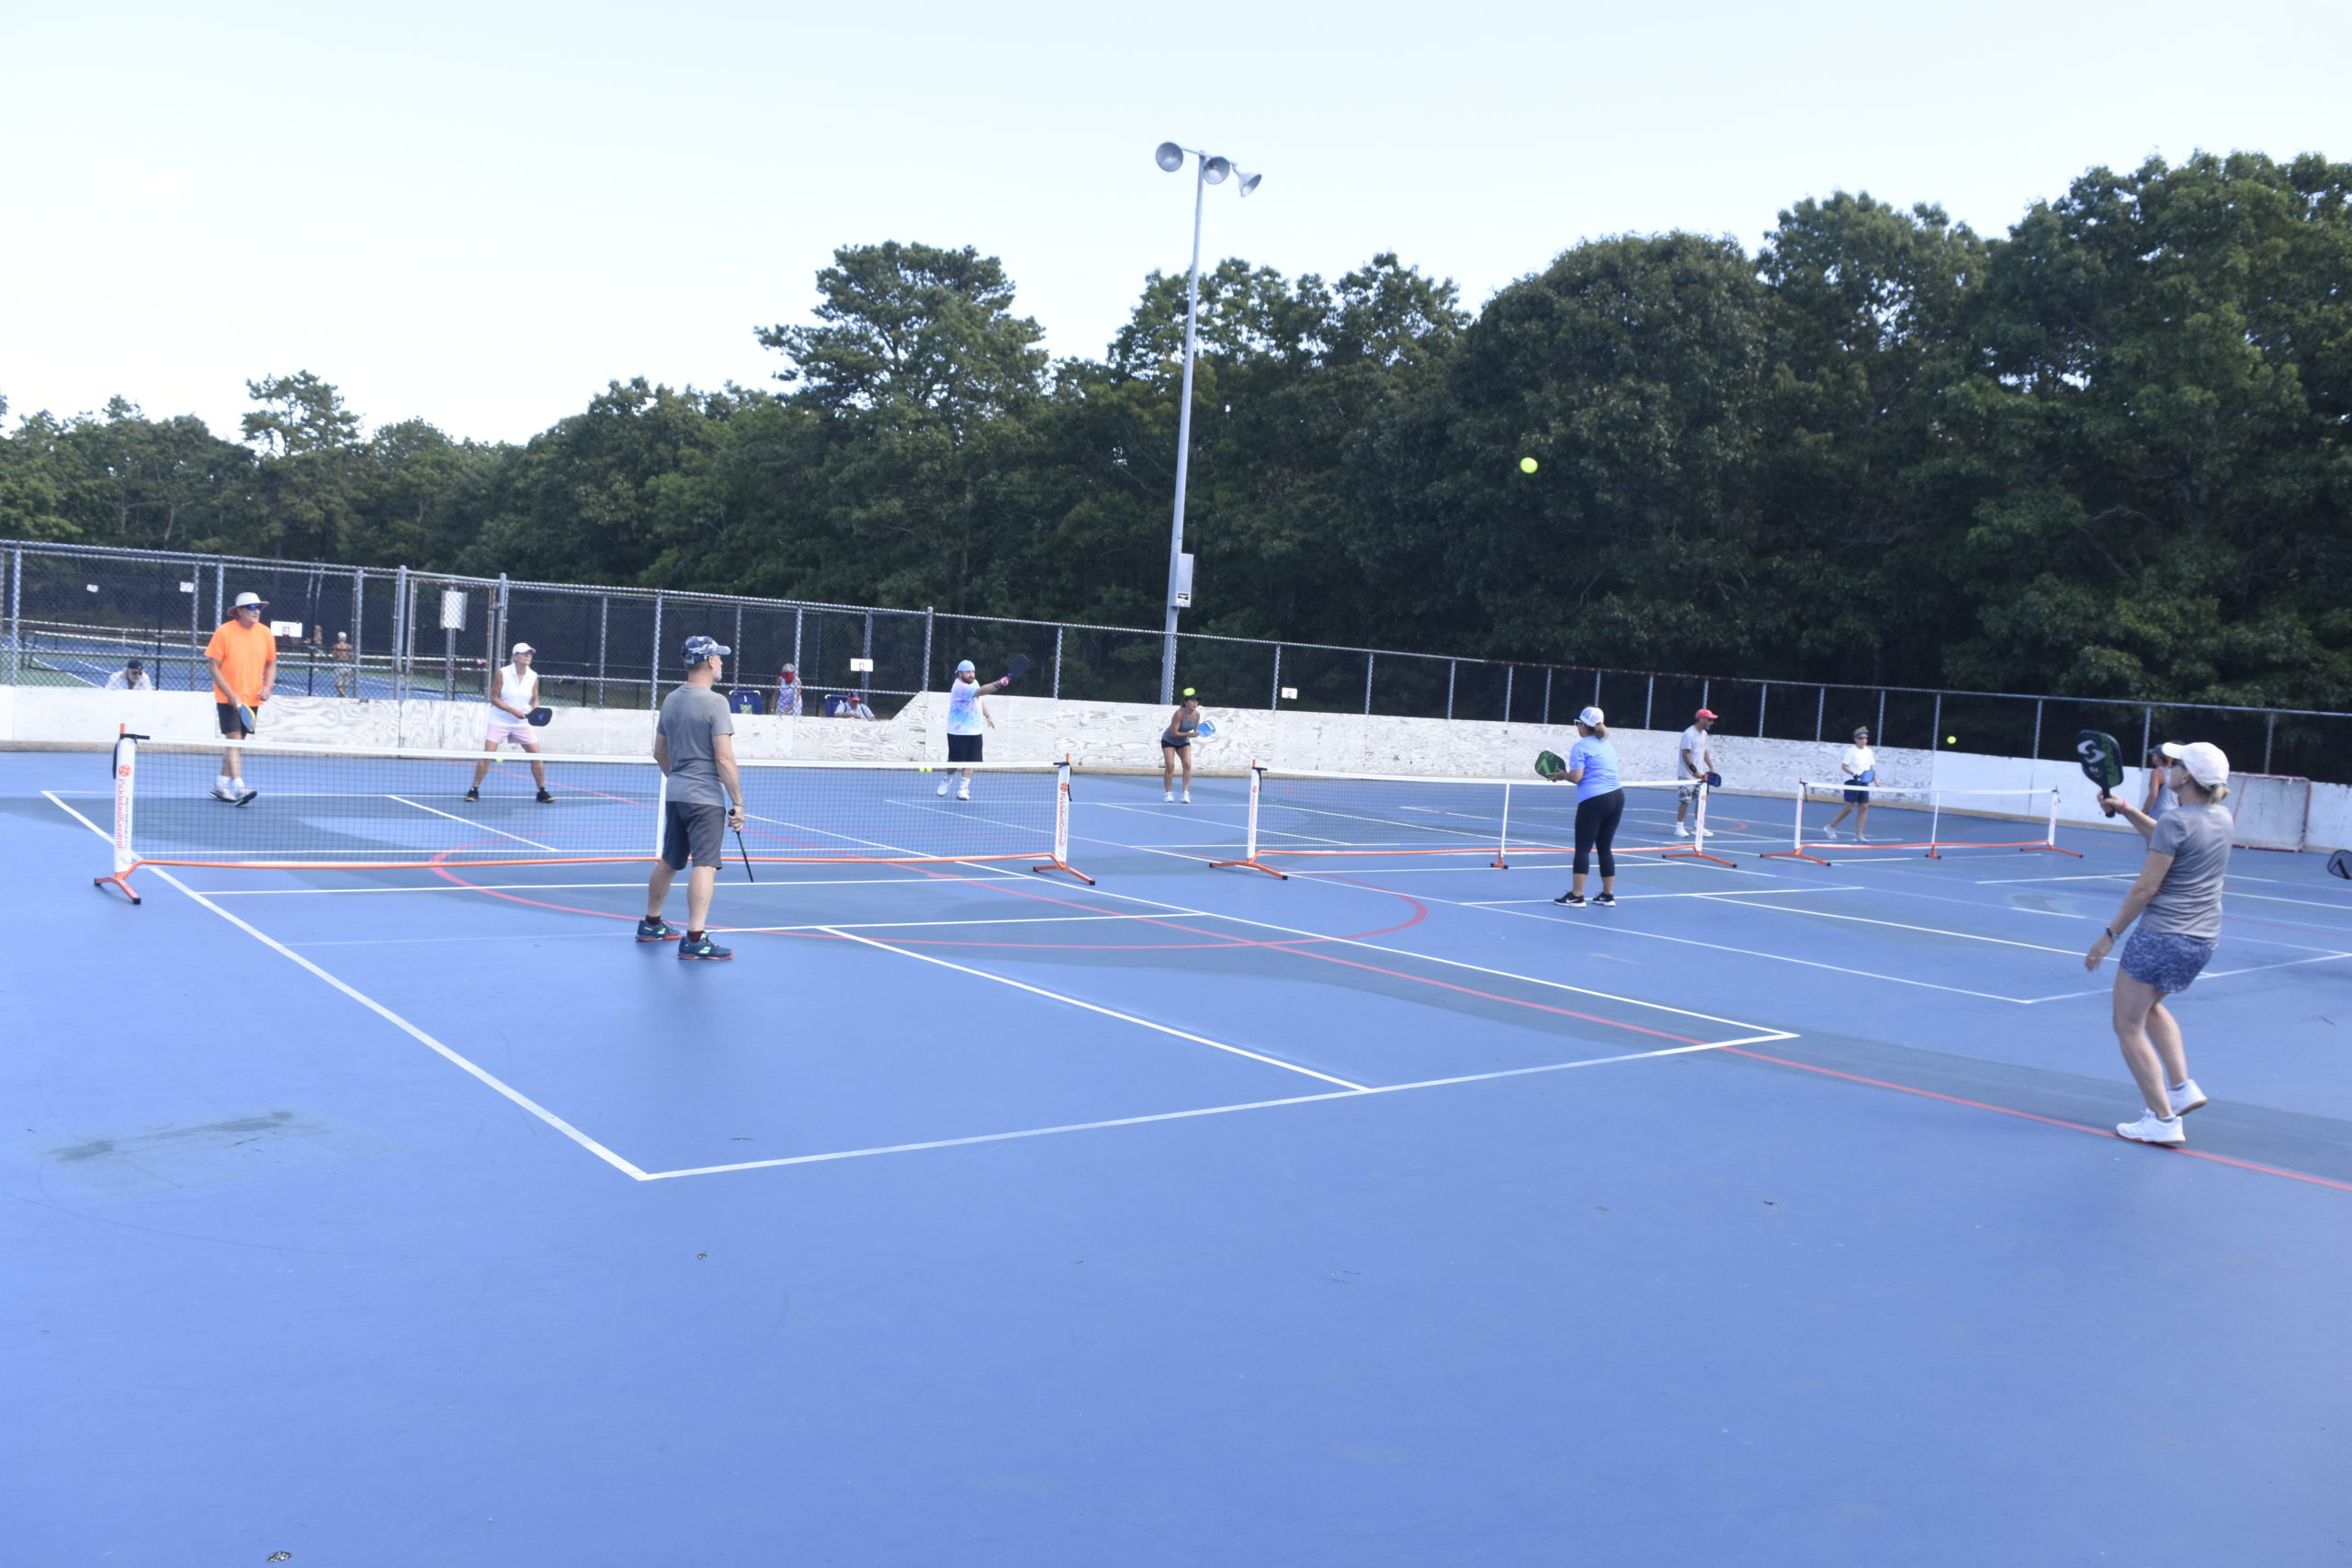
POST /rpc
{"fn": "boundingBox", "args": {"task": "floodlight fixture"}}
[1203,155,1231,185]
[1234,167,1261,197]
[1154,141,1184,173]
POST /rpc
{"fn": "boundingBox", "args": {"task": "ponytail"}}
[1581,721,1609,740]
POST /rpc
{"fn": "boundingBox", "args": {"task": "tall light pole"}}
[1153,141,1261,705]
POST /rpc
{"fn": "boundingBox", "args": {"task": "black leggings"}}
[1574,789,1625,878]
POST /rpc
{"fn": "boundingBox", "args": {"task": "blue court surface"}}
[6,752,2348,1565]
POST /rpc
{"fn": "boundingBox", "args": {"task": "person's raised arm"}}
[713,733,745,826]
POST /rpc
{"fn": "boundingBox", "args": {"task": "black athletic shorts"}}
[215,702,255,737]
[946,733,983,764]
[661,800,729,870]
[1162,732,1191,750]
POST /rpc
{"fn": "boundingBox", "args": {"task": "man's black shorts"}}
[215,702,255,737]
[661,800,729,870]
[946,733,983,764]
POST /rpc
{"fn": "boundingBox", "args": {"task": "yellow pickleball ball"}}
[1519,457,1538,474]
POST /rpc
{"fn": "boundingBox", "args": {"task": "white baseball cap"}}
[782,662,797,674]
[232,591,266,608]
[1577,705,1605,727]
[2158,740,2229,788]
[511,641,534,655]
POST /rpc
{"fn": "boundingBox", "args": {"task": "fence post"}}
[1876,690,1886,748]
[213,561,225,626]
[1270,644,1281,709]
[650,592,664,709]
[2141,705,2153,764]
[923,606,934,693]
[1701,679,1709,715]
[392,565,409,705]
[4,547,17,687]
[1363,652,1375,716]
[351,567,365,698]
[190,558,203,691]
[2265,710,2277,773]
[1757,682,1768,738]
[1644,674,1654,729]
[1931,692,1942,755]
[1542,668,1553,726]
[1815,685,1825,742]
[1446,660,1456,720]
[1053,625,1064,700]
[2032,698,2043,761]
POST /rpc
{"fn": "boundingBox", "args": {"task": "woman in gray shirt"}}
[2084,741,2233,1145]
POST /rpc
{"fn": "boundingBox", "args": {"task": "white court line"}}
[387,794,560,853]
[820,926,1367,1090]
[1468,899,2038,1002]
[640,1037,1757,1179]
[1714,901,2089,955]
[197,873,978,896]
[1977,873,2133,885]
[43,791,650,1180]
[728,911,1163,934]
[946,863,1799,1042]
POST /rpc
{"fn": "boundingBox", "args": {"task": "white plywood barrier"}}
[8,684,2349,851]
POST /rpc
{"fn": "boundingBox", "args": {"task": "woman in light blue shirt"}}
[1551,706,1625,908]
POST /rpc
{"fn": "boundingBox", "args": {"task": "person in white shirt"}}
[467,642,554,803]
[104,659,155,691]
[1825,726,1876,840]
[1673,706,1716,839]
[935,658,1002,799]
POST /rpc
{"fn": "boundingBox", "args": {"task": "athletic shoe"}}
[1592,892,1616,907]
[2168,1079,2210,1116]
[1672,823,1690,840]
[536,788,555,804]
[677,935,733,961]
[936,780,950,796]
[2116,1111,2186,1145]
[956,786,971,801]
[1553,891,1586,907]
[635,917,683,942]
[464,786,481,802]
[1182,790,1192,804]
[209,784,238,803]
[1165,791,1174,802]
[232,787,257,807]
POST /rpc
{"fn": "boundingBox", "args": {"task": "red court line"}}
[1724,1047,2352,1192]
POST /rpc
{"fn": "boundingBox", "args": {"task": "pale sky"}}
[4,0,2346,446]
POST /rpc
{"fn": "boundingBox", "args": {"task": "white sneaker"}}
[1165,790,1174,802]
[956,786,970,801]
[936,781,949,796]
[2116,1111,2186,1145]
[1672,823,1690,840]
[209,784,236,802]
[1182,790,1191,804]
[2167,1079,2209,1116]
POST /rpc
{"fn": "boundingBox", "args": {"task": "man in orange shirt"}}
[203,592,277,805]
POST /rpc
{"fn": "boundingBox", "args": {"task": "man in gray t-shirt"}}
[640,635,745,961]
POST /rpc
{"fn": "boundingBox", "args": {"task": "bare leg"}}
[1826,803,1852,833]
[685,865,718,931]
[2143,997,2191,1090]
[2111,972,2177,1118]
[524,741,548,790]
[645,863,678,918]
[470,739,499,788]
[220,741,243,785]
[1163,746,1176,790]
[1856,803,1871,838]
[1179,749,1193,793]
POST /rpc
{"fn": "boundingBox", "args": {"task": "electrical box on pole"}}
[1171,553,1195,610]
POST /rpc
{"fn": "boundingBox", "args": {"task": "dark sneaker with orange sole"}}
[636,917,682,942]
[677,935,733,961]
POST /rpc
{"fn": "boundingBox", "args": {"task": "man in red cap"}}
[1674,708,1717,840]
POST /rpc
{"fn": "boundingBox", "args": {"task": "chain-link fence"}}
[9,539,2352,782]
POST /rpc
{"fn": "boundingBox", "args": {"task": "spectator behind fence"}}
[331,632,355,696]
[105,658,155,691]
[775,664,803,716]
